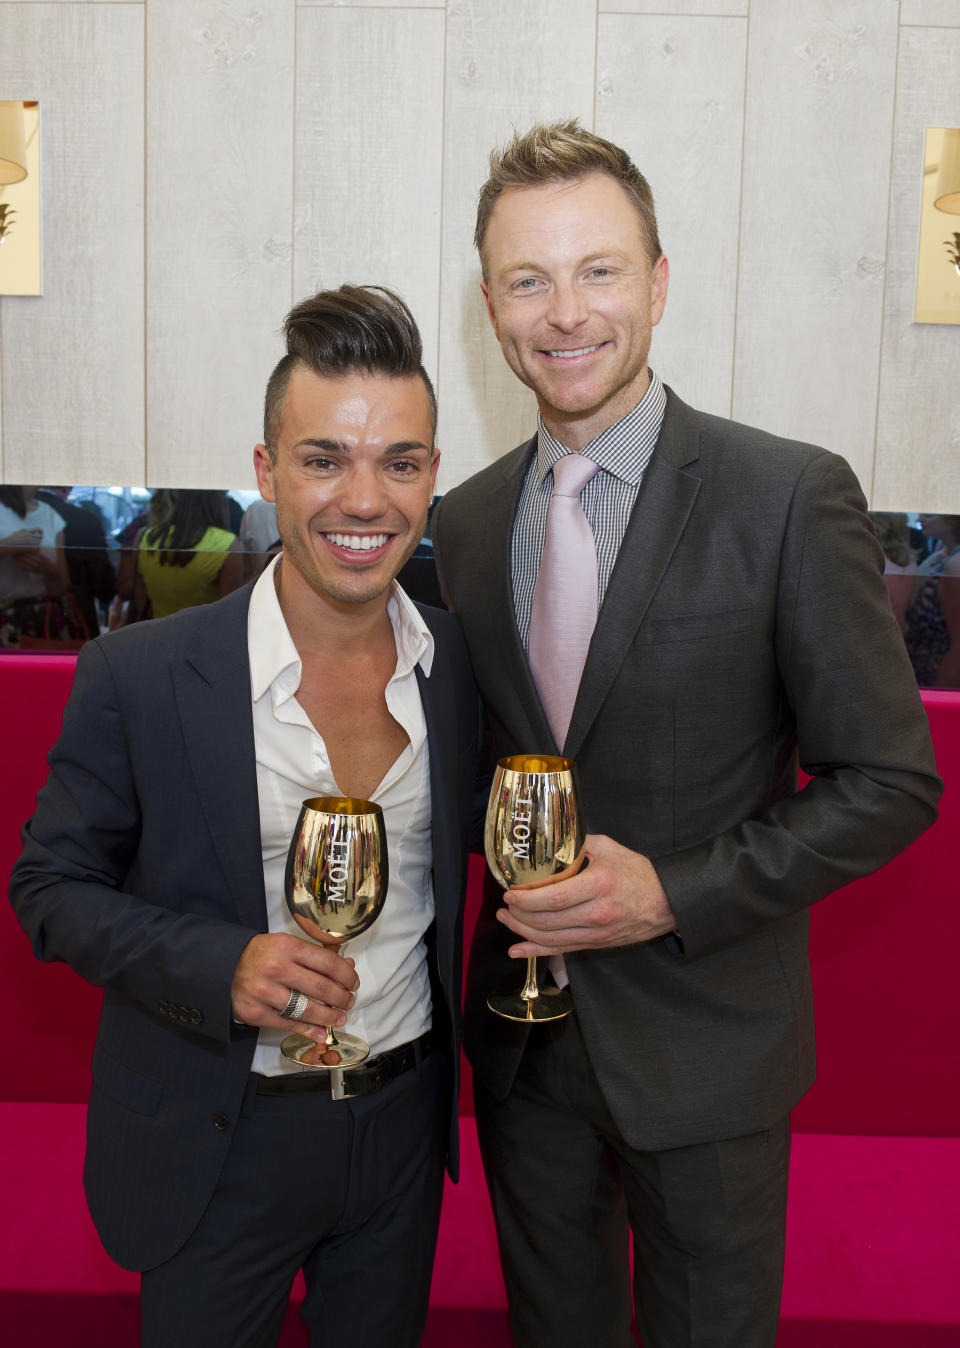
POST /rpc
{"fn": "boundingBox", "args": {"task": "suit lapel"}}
[171,586,267,930]
[566,391,702,758]
[415,623,471,1017]
[416,658,453,899]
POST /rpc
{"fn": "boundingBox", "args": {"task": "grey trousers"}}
[475,1014,790,1348]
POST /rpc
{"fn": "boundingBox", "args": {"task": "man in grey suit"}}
[11,286,478,1347]
[432,121,941,1348]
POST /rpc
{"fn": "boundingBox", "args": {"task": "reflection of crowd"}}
[904,515,960,688]
[5,490,959,688]
[0,487,272,649]
[872,512,960,688]
[0,486,71,647]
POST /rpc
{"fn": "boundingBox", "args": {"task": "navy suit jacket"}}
[434,388,941,1152]
[10,583,478,1270]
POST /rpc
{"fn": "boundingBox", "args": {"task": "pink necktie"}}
[528,454,600,749]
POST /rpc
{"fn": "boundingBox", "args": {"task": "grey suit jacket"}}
[433,387,941,1152]
[10,583,479,1269]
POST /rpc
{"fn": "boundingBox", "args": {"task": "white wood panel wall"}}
[293,6,445,388]
[0,1,144,485]
[596,13,747,418]
[0,0,957,507]
[873,25,960,509]
[434,0,597,488]
[733,0,900,491]
[146,0,295,488]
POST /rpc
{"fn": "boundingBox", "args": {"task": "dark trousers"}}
[474,1014,790,1348]
[140,1048,449,1348]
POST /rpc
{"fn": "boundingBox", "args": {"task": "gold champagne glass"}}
[485,754,584,1022]
[280,795,388,1069]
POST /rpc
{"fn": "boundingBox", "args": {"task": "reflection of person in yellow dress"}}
[118,490,248,620]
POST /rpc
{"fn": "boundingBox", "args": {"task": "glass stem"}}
[327,940,345,1049]
[520,957,540,1004]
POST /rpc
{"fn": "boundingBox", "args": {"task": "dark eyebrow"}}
[384,441,432,456]
[292,438,431,456]
[293,438,346,454]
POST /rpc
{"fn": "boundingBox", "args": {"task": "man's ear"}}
[651,254,669,328]
[480,280,500,341]
[253,444,276,503]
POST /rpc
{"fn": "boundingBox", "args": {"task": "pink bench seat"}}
[2,655,959,1345]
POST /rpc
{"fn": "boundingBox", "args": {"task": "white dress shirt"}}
[247,557,435,1075]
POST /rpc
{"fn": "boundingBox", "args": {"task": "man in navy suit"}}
[11,286,478,1348]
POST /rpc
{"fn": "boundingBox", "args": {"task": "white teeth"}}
[547,343,603,359]
[324,533,389,552]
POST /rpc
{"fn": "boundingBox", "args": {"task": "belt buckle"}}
[329,1062,371,1101]
[330,1053,388,1101]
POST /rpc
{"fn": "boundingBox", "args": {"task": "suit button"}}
[158,1000,169,1015]
[190,1009,204,1025]
[212,1113,229,1132]
[177,1005,190,1023]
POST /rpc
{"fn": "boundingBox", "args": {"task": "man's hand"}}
[497,833,677,957]
[231,933,360,1064]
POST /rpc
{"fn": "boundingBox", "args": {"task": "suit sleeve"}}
[654,453,942,960]
[9,638,259,1041]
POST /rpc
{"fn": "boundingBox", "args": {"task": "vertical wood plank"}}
[732,0,900,492]
[0,2,144,485]
[293,7,445,387]
[873,26,960,510]
[146,0,294,488]
[436,0,597,490]
[596,14,747,417]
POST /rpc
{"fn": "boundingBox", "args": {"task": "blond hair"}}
[475,119,662,274]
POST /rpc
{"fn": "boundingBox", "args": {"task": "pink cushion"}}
[3,1105,957,1339]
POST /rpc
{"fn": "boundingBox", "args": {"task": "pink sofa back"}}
[2,654,957,1135]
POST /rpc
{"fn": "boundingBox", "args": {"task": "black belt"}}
[254,1030,435,1101]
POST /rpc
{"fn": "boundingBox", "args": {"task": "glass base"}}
[280,1031,370,1069]
[487,985,574,1023]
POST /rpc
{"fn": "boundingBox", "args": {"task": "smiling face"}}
[253,365,439,618]
[480,172,669,450]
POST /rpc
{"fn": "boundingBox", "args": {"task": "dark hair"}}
[475,119,662,275]
[143,489,232,568]
[263,285,437,455]
[0,486,27,517]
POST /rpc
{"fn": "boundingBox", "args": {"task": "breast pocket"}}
[638,607,755,646]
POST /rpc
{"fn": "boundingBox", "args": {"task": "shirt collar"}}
[248,555,434,704]
[536,368,667,487]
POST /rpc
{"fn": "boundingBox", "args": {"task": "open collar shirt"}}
[247,556,435,1075]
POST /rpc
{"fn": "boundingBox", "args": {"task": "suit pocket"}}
[91,1039,164,1117]
[639,607,754,646]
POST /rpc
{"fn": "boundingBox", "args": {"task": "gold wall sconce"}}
[0,99,41,297]
[915,127,960,325]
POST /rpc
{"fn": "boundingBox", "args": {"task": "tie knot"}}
[551,454,598,499]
